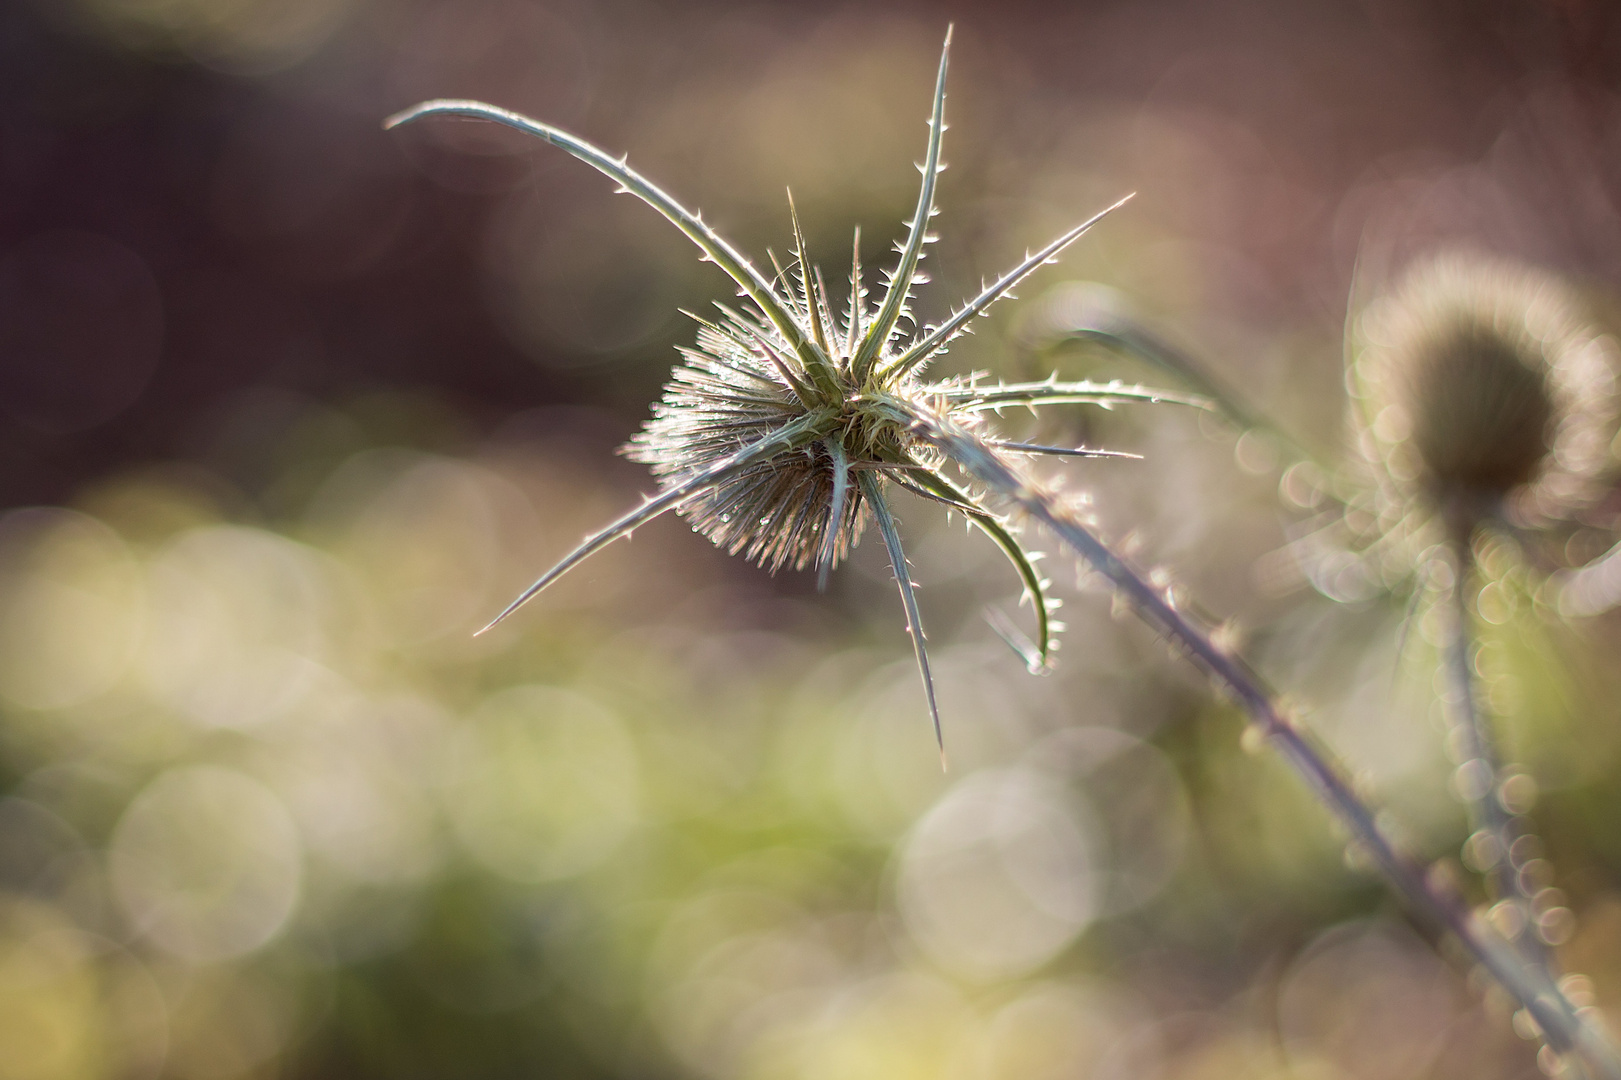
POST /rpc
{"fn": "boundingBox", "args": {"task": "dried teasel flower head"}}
[1352,252,1618,538]
[386,29,1203,754]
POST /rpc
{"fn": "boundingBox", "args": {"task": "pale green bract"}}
[387,28,1198,754]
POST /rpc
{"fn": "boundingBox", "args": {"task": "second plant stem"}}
[1445,537,1549,956]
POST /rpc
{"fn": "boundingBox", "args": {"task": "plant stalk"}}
[1444,536,1551,969]
[917,411,1621,1079]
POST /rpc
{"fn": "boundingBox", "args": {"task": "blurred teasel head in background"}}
[1351,253,1619,544]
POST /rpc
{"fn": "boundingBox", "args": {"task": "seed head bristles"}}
[389,28,1188,750]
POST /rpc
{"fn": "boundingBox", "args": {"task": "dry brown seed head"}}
[1353,252,1617,532]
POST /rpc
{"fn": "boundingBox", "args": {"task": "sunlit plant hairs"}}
[388,29,1621,1075]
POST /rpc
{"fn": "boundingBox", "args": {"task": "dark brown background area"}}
[2,0,1617,509]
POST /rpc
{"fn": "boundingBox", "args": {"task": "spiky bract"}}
[387,29,1204,750]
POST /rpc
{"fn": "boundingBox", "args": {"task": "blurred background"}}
[3,0,1621,1077]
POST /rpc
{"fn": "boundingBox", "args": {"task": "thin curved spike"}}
[813,266,837,356]
[885,194,1134,379]
[984,606,1047,674]
[1038,305,1269,433]
[900,468,1055,671]
[990,440,1142,460]
[786,190,832,358]
[385,100,837,389]
[476,408,835,634]
[883,469,980,511]
[818,437,851,592]
[1034,296,1336,475]
[707,302,819,407]
[851,26,951,381]
[744,326,819,409]
[846,225,865,360]
[767,249,804,320]
[858,471,944,761]
[939,379,1210,413]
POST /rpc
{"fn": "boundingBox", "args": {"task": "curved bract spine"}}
[860,471,943,758]
[884,194,1135,380]
[850,27,951,382]
[383,100,841,396]
[899,467,1056,671]
[935,378,1211,413]
[475,407,835,634]
[818,437,851,592]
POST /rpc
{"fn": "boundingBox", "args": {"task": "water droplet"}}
[1487,899,1528,941]
[1462,829,1502,872]
[1558,974,1595,1007]
[1453,759,1493,803]
[1532,887,1567,917]
[1498,772,1538,814]
[1518,858,1553,893]
[1510,834,1544,869]
[1537,907,1576,946]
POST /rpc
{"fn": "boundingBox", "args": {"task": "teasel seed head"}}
[1352,252,1618,538]
[388,28,1205,752]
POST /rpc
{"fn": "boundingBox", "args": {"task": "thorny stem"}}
[1444,538,1558,969]
[913,408,1621,1079]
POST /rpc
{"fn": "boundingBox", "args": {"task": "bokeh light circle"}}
[0,509,143,712]
[896,767,1100,981]
[446,685,640,882]
[110,766,303,961]
[142,526,331,731]
[1278,918,1461,1080]
[66,0,356,74]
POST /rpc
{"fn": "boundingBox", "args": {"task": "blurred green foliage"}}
[4,380,1621,1079]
